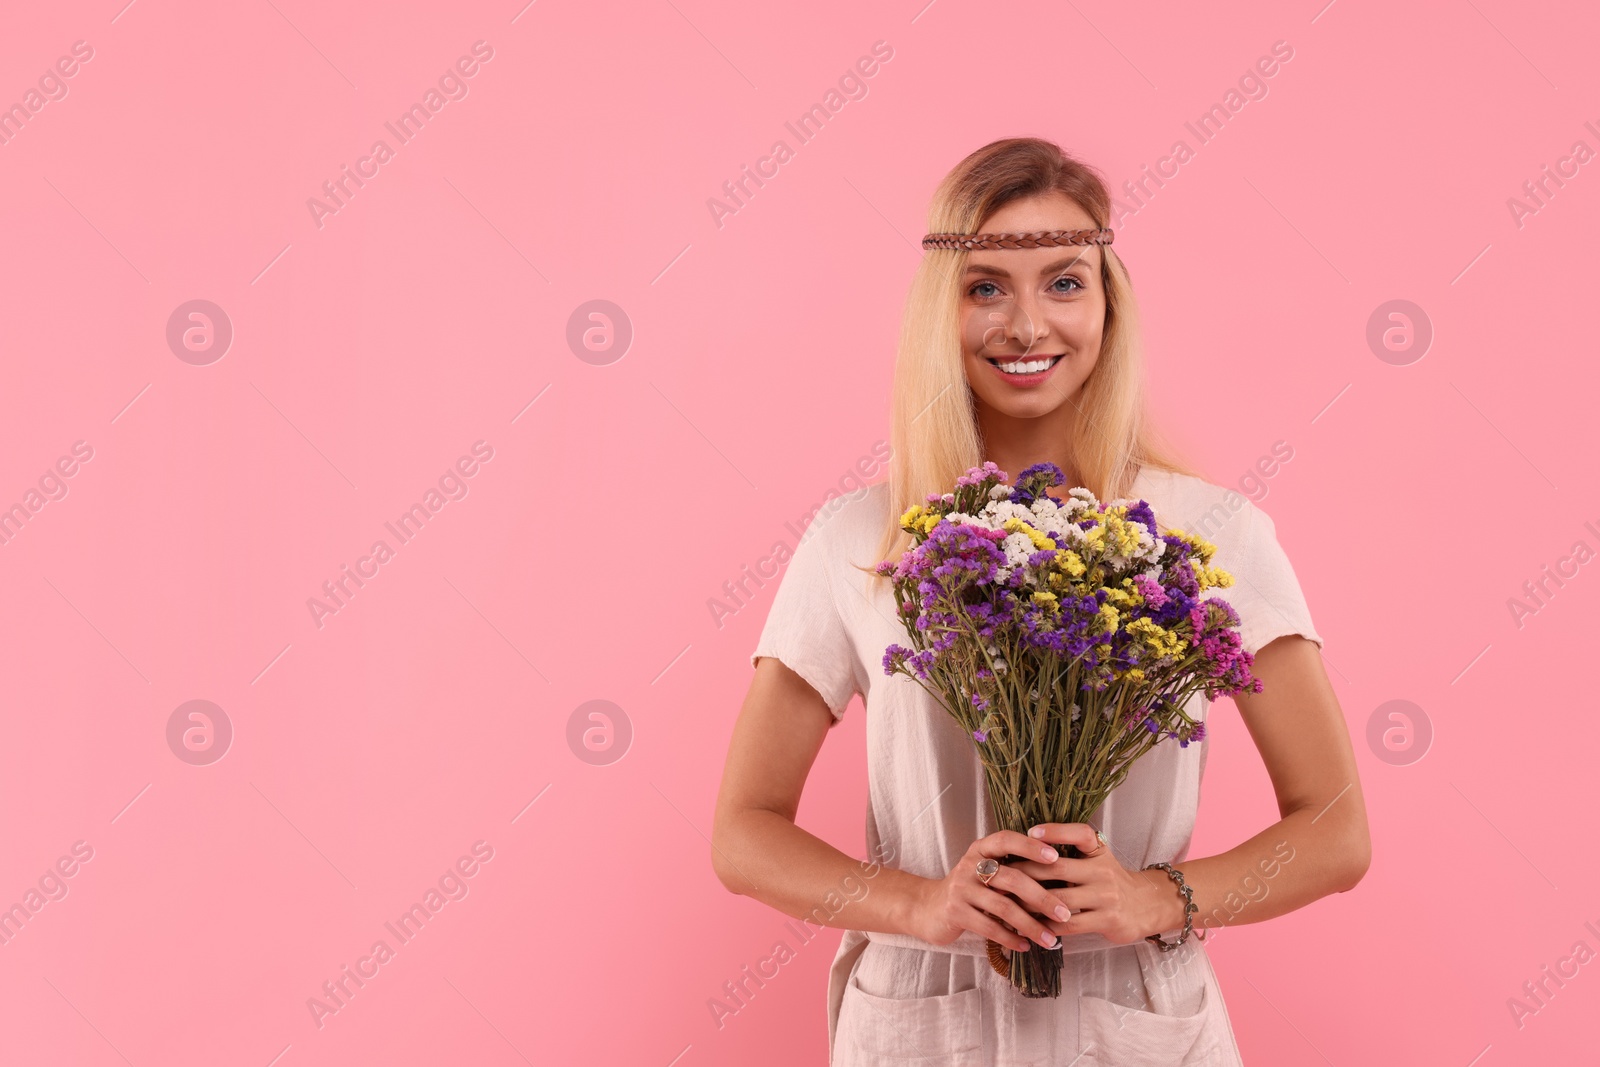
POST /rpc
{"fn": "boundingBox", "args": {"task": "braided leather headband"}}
[921,228,1114,251]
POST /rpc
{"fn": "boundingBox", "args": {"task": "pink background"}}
[2,0,1597,1063]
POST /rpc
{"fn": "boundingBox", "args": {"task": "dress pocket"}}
[834,970,985,1065]
[1076,980,1218,1065]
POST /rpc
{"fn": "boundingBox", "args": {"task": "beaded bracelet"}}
[1143,861,1198,951]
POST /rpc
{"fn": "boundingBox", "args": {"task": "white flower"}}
[1001,531,1037,570]
[981,500,1029,525]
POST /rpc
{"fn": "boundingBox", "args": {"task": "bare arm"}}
[716,638,1371,950]
[1066,635,1373,941]
[711,656,926,935]
[715,658,1100,954]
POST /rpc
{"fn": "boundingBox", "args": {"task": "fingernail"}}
[1029,826,1045,838]
[1040,931,1057,947]
[1041,847,1058,861]
[1055,905,1071,920]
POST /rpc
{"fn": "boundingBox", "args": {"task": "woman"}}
[711,137,1371,1066]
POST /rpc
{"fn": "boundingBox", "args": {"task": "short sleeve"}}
[749,528,862,722]
[1224,502,1324,656]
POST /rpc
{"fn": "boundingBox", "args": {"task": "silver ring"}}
[975,858,999,886]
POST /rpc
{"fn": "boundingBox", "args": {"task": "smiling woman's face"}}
[960,191,1107,422]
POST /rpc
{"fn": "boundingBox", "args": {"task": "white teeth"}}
[996,357,1056,375]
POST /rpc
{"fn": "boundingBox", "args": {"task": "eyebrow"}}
[963,254,1099,278]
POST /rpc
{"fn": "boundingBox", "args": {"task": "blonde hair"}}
[862,137,1205,582]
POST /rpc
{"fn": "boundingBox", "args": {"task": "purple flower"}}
[956,461,1007,488]
[1123,499,1157,538]
[1133,573,1168,609]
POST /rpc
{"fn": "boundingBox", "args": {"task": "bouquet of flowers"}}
[877,461,1262,998]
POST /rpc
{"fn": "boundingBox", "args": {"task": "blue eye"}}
[967,276,1084,301]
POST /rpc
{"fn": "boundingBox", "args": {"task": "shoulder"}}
[1136,470,1322,651]
[794,480,893,570]
[1133,468,1267,556]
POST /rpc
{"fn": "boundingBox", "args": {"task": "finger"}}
[984,866,1075,924]
[970,884,1061,948]
[1026,822,1101,853]
[981,830,1062,866]
[961,905,1035,953]
[1044,884,1095,916]
[1039,887,1101,935]
[1044,901,1115,941]
[1010,856,1102,883]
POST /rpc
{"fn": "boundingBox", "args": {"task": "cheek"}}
[962,309,1005,354]
[1048,305,1099,342]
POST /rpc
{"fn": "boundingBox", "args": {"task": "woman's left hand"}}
[1004,823,1177,945]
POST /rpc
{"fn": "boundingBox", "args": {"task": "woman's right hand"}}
[903,832,1071,953]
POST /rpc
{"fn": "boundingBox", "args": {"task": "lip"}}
[985,354,1064,387]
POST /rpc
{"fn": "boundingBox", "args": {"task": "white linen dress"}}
[749,467,1324,1066]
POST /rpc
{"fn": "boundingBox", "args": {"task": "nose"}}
[1005,293,1049,351]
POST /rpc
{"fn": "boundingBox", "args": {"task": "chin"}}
[1002,396,1076,419]
[970,389,1071,420]
[966,372,1083,416]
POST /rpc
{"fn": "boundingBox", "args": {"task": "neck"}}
[976,398,1082,490]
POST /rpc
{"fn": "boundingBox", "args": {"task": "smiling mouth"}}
[987,354,1065,376]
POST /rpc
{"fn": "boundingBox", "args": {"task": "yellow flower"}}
[899,504,943,537]
[1054,549,1087,578]
[1099,511,1145,557]
[1190,560,1236,592]
[1002,517,1056,551]
[1127,616,1186,659]
[1168,528,1218,565]
[1104,577,1144,609]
